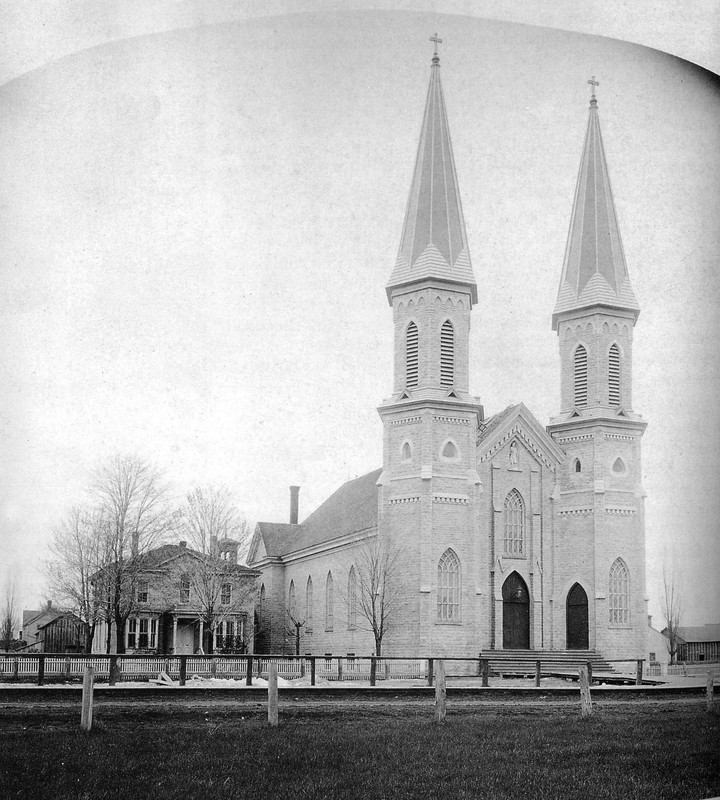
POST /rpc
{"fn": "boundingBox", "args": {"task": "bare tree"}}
[92,454,173,653]
[176,486,253,653]
[661,558,683,664]
[353,538,404,657]
[46,506,107,652]
[0,578,19,651]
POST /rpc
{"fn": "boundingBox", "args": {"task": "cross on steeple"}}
[430,33,443,55]
[588,76,600,102]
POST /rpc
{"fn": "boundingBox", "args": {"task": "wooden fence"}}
[0,653,648,687]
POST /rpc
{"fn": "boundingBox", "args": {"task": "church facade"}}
[248,49,647,661]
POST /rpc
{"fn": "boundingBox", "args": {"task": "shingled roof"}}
[252,468,381,561]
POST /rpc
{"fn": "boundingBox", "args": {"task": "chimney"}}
[289,485,300,525]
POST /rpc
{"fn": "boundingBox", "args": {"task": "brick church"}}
[248,47,647,661]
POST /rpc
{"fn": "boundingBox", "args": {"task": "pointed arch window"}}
[609,558,630,625]
[608,344,620,406]
[503,490,525,556]
[288,580,296,621]
[574,345,588,407]
[406,322,419,388]
[305,577,314,633]
[347,567,357,630]
[440,320,454,387]
[437,549,461,621]
[325,571,334,631]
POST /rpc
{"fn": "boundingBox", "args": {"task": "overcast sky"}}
[1,5,719,629]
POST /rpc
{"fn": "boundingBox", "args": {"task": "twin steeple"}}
[386,42,477,304]
[552,81,639,329]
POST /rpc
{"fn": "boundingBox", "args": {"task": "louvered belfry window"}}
[574,345,588,407]
[440,320,454,387]
[608,344,620,406]
[406,322,419,388]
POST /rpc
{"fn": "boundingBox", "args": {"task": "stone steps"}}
[483,650,615,675]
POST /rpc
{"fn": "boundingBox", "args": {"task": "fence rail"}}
[0,653,655,687]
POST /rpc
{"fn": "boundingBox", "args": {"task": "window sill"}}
[502,554,526,559]
[435,620,463,626]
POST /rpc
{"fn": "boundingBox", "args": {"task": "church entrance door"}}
[566,583,589,649]
[502,572,530,649]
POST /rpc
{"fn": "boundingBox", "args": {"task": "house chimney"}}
[290,485,300,525]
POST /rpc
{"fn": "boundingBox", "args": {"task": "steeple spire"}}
[552,83,639,329]
[386,41,477,304]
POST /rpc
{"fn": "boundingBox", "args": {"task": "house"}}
[92,540,260,654]
[248,47,648,661]
[672,624,720,663]
[20,603,87,652]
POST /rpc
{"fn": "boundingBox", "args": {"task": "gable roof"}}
[477,403,565,467]
[676,624,720,643]
[250,468,381,562]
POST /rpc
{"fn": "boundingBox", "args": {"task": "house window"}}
[437,549,461,622]
[136,580,148,604]
[609,558,630,625]
[503,490,525,556]
[326,572,334,631]
[180,574,190,603]
[406,322,419,388]
[574,345,588,407]
[649,652,656,662]
[215,619,237,651]
[440,320,454,387]
[348,567,357,630]
[608,344,620,406]
[127,618,137,649]
[128,617,156,649]
[221,583,232,605]
[306,577,314,633]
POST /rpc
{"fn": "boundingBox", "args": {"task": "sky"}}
[1,4,719,630]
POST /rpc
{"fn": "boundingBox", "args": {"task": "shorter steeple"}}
[552,81,639,329]
[386,42,477,304]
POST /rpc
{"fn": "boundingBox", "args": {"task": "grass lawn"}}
[2,700,719,799]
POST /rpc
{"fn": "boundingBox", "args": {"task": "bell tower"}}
[377,40,484,655]
[548,80,647,660]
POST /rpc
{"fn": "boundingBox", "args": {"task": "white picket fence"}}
[646,662,720,678]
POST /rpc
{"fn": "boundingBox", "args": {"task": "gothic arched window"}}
[325,571,334,631]
[306,577,313,633]
[440,320,454,387]
[437,549,461,621]
[608,344,620,406]
[347,567,357,630]
[609,558,630,625]
[288,580,296,621]
[406,322,419,388]
[574,345,588,407]
[503,490,525,556]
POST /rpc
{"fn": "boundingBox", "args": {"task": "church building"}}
[247,46,647,661]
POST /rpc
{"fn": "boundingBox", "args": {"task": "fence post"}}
[480,658,489,687]
[268,662,279,727]
[80,666,95,731]
[427,658,434,687]
[210,657,217,677]
[245,655,253,686]
[434,660,446,723]
[109,655,118,686]
[179,655,187,687]
[707,672,716,714]
[37,655,45,686]
[635,659,643,685]
[13,657,19,681]
[535,660,541,687]
[579,665,592,718]
[370,656,377,687]
[310,657,316,687]
[337,657,343,682]
[586,660,593,686]
[65,656,72,679]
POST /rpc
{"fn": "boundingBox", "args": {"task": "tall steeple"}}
[552,80,639,330]
[386,42,477,304]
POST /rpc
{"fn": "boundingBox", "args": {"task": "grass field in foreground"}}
[2,703,719,799]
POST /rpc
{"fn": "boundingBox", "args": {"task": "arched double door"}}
[502,572,530,649]
[566,583,589,650]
